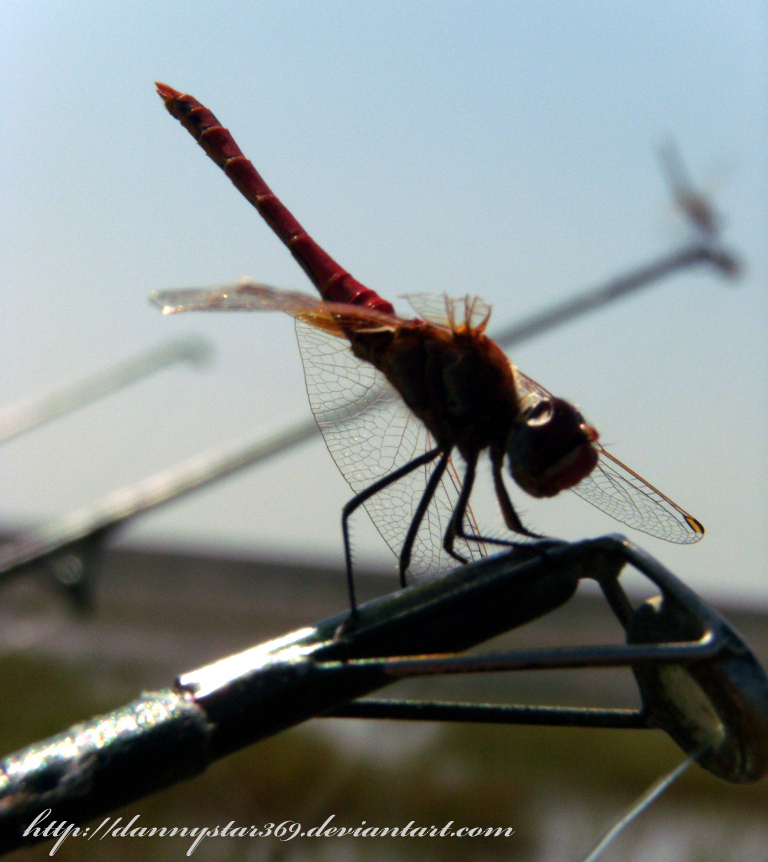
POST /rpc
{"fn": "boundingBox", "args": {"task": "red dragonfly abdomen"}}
[156,83,394,316]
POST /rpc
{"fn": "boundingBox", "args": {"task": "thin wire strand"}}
[580,750,702,862]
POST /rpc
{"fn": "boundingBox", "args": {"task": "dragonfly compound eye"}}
[508,397,599,498]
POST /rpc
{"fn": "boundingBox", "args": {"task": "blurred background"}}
[1,2,767,860]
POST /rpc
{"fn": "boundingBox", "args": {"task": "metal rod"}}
[0,337,211,444]
[0,417,318,582]
[492,243,737,350]
[1,536,766,854]
[329,700,648,728]
[0,542,580,850]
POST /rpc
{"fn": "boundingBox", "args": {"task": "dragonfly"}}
[151,84,703,612]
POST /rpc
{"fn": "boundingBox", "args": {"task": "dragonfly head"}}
[507,397,599,498]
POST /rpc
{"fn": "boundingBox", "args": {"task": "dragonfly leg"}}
[444,455,544,566]
[443,454,522,562]
[342,446,443,619]
[398,449,452,588]
[443,455,477,564]
[491,457,543,540]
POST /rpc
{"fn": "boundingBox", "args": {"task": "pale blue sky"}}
[2,2,766,605]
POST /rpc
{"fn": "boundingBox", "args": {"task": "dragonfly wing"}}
[150,282,326,314]
[295,321,486,579]
[151,281,400,336]
[404,294,492,332]
[514,369,703,543]
[572,447,704,543]
[403,293,452,327]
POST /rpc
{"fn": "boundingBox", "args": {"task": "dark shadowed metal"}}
[0,536,765,854]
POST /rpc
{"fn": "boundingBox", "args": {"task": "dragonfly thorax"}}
[360,323,521,459]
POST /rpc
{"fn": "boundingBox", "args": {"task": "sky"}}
[1,2,766,608]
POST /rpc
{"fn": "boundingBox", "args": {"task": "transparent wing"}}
[296,321,486,579]
[404,294,492,333]
[152,280,486,576]
[150,281,399,335]
[572,447,704,543]
[151,282,327,314]
[514,370,703,543]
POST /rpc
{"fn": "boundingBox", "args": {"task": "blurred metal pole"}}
[492,242,737,349]
[0,336,212,444]
[0,417,318,585]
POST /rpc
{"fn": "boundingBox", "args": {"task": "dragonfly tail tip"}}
[155,82,180,102]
